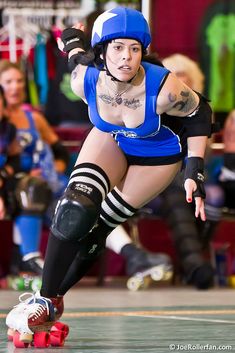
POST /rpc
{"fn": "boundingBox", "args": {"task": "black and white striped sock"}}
[101,188,137,228]
[68,163,110,205]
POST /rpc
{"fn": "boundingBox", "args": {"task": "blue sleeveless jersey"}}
[84,62,185,158]
[17,110,66,193]
[16,110,40,171]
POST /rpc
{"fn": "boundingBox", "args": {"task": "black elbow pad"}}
[68,52,95,72]
[183,92,213,137]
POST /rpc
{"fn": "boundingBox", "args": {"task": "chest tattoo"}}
[123,98,141,110]
[98,94,141,110]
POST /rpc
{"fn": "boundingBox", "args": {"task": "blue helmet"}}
[91,7,151,49]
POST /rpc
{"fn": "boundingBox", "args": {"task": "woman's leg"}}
[41,128,128,297]
[58,161,181,295]
[117,162,182,208]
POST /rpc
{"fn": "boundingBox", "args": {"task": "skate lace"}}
[15,292,51,319]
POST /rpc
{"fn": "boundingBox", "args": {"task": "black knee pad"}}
[51,183,100,242]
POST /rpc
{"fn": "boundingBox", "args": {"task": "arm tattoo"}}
[71,70,77,81]
[169,90,197,113]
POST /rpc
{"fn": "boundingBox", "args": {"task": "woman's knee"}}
[52,162,111,242]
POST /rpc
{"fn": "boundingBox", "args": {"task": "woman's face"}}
[0,68,25,107]
[105,38,142,82]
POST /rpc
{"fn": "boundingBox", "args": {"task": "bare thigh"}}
[75,127,128,188]
[116,162,182,208]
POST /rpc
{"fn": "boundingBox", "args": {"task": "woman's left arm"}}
[157,73,213,220]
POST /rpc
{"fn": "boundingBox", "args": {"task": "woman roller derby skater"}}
[6,6,213,347]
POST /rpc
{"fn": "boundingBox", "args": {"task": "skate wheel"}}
[127,277,143,291]
[50,330,65,346]
[7,328,14,341]
[51,321,69,338]
[33,331,50,348]
[142,276,151,289]
[163,270,173,281]
[31,277,42,292]
[13,332,30,348]
[150,267,164,281]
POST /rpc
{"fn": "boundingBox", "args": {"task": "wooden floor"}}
[1,280,235,352]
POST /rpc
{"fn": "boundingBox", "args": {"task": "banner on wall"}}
[199,0,235,113]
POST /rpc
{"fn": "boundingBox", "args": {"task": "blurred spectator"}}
[0,84,21,220]
[0,59,70,276]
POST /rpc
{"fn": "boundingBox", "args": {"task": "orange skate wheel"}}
[51,321,69,337]
[33,331,50,348]
[13,332,30,348]
[50,330,65,346]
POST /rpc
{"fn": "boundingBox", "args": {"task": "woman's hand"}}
[57,23,85,54]
[72,23,85,31]
[0,197,5,220]
[184,178,206,221]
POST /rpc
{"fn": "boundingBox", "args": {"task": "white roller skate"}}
[6,291,68,348]
[127,262,173,291]
[121,244,173,291]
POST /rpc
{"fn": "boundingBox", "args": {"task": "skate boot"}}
[185,261,215,290]
[180,253,214,290]
[6,291,68,348]
[21,252,44,276]
[121,244,173,291]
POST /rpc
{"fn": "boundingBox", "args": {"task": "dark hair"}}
[142,52,164,67]
[85,10,103,44]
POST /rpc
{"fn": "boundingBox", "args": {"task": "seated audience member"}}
[0,60,70,275]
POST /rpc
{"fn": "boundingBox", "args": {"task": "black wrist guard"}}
[61,28,86,53]
[184,157,206,199]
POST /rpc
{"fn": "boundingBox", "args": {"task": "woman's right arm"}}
[58,24,88,100]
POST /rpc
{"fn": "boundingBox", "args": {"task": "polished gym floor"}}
[1,280,235,352]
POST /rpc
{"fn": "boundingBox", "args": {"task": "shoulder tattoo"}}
[71,69,78,81]
[168,90,197,113]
